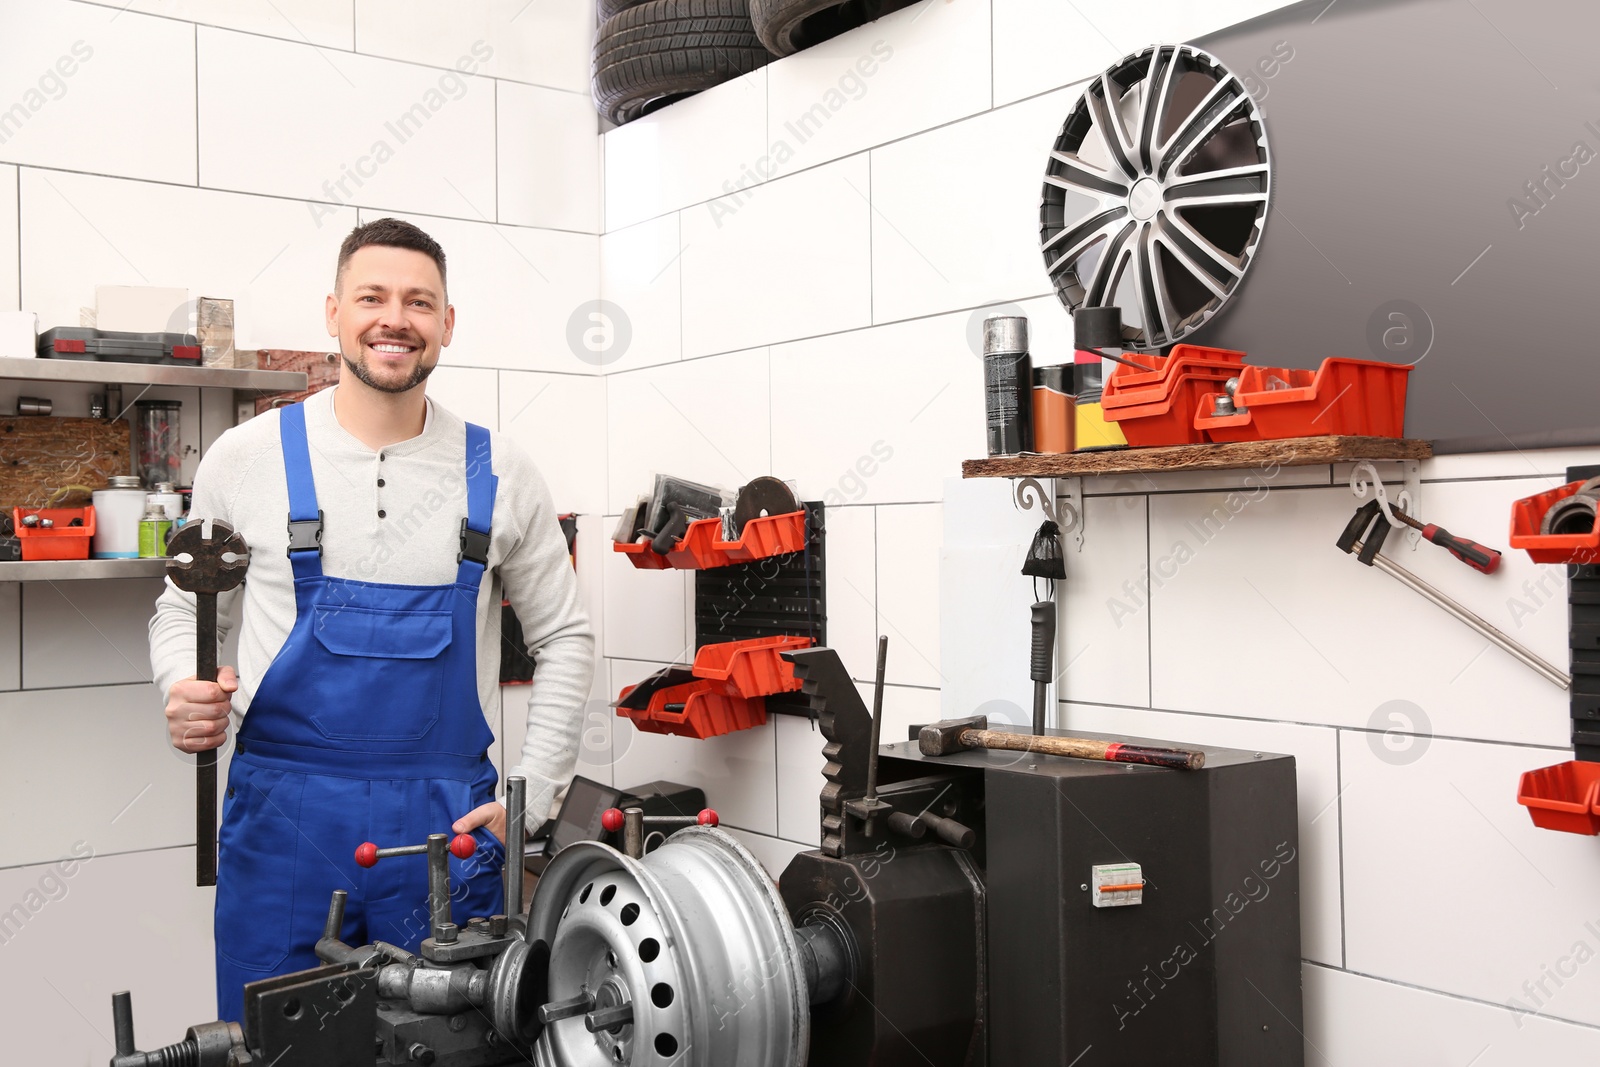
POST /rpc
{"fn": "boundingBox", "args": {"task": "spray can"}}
[983,315,1032,456]
[138,500,173,558]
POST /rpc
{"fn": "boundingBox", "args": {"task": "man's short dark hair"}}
[335,218,447,296]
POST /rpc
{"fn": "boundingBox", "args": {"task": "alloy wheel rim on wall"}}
[1039,44,1272,351]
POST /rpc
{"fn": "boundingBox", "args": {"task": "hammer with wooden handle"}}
[918,715,1205,771]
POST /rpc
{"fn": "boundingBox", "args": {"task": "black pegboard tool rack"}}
[1568,465,1600,762]
[694,502,826,720]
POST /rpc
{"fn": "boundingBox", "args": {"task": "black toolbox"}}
[38,327,201,365]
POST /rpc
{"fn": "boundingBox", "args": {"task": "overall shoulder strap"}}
[455,422,498,587]
[278,403,324,579]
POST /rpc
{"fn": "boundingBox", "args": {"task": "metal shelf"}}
[0,357,306,394]
[0,557,168,582]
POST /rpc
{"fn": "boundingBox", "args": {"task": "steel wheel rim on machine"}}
[527,828,810,1067]
[1039,44,1272,351]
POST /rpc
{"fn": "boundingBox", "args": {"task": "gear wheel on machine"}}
[593,0,773,126]
[748,0,918,57]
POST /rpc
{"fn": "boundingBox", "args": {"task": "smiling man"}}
[148,217,595,1023]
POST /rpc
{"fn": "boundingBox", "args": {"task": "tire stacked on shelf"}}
[748,0,919,57]
[592,0,773,125]
[598,0,648,20]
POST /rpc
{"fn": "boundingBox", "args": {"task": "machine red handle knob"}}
[600,807,719,833]
[354,833,476,868]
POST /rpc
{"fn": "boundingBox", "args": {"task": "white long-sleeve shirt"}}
[148,386,595,829]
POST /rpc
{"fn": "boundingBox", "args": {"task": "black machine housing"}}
[779,647,1304,1067]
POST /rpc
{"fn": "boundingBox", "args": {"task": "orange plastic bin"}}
[12,506,96,561]
[1518,761,1600,835]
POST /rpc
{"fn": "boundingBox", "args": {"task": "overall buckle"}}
[459,518,491,566]
[287,512,324,556]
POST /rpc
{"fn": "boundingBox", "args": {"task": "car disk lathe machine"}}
[107,648,1303,1067]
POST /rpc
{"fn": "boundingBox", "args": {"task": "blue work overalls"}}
[213,402,506,1023]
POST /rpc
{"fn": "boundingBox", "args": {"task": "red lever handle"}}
[1420,523,1502,574]
[354,833,477,868]
[600,807,719,833]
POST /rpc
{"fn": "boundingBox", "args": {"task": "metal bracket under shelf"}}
[1013,476,1084,551]
[1349,459,1421,549]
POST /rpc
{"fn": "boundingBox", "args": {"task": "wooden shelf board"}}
[962,436,1432,478]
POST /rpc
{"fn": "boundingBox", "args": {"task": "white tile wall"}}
[369,211,598,373]
[0,583,19,690]
[498,80,602,233]
[1341,733,1600,1028]
[1058,493,1152,708]
[867,86,1072,324]
[601,546,688,663]
[604,347,770,514]
[769,311,984,506]
[426,364,500,430]
[354,0,593,93]
[0,2,196,184]
[990,0,1290,107]
[764,0,992,180]
[608,658,779,835]
[3,847,217,1067]
[78,0,355,49]
[679,155,871,357]
[1062,702,1343,966]
[498,370,608,514]
[875,503,942,689]
[198,28,496,218]
[20,168,353,350]
[0,165,17,311]
[1147,482,1570,747]
[21,578,165,689]
[820,504,878,683]
[603,67,768,232]
[0,683,193,868]
[597,213,683,373]
[774,712,825,846]
[1304,964,1600,1064]
[861,678,941,747]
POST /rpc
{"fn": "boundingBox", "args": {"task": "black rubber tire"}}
[598,0,648,23]
[593,0,772,126]
[749,0,918,56]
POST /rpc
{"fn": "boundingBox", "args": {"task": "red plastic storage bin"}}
[1509,480,1600,565]
[1226,358,1411,439]
[615,635,814,739]
[692,635,812,697]
[1518,761,1600,835]
[12,506,95,561]
[612,541,673,568]
[1100,373,1228,447]
[1102,344,1247,394]
[1192,391,1260,443]
[615,509,808,570]
[617,678,768,739]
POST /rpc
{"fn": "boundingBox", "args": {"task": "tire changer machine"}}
[107,648,1304,1067]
